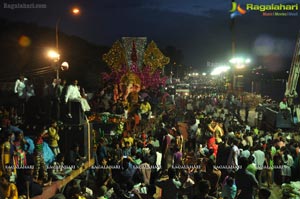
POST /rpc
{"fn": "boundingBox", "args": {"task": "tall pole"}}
[231,0,236,57]
[53,7,80,80]
[55,16,62,80]
[230,0,236,92]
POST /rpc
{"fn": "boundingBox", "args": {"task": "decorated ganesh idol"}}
[102,37,169,109]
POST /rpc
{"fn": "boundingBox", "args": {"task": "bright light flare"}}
[229,57,251,69]
[47,50,60,61]
[72,7,80,15]
[210,65,230,76]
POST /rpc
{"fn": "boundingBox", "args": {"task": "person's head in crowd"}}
[258,188,271,199]
[173,146,180,153]
[131,147,137,157]
[227,170,236,179]
[122,158,130,170]
[125,141,130,149]
[267,138,272,145]
[147,143,153,150]
[167,168,176,179]
[221,135,228,144]
[189,118,196,126]
[248,155,255,164]
[141,156,149,164]
[56,153,65,163]
[3,131,14,142]
[239,157,249,170]
[73,80,78,86]
[123,131,129,138]
[205,158,215,173]
[50,120,57,128]
[14,130,24,141]
[100,157,108,166]
[280,146,286,154]
[273,138,279,145]
[279,136,285,143]
[243,145,250,151]
[36,125,48,137]
[0,174,10,187]
[232,138,239,146]
[226,177,234,187]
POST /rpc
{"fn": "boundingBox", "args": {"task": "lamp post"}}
[47,50,60,79]
[55,7,80,79]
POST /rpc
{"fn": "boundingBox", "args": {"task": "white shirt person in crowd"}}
[65,80,90,118]
[14,74,28,115]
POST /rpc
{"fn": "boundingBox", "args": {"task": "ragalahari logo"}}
[230,2,247,18]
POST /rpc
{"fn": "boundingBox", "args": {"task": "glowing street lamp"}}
[72,7,80,15]
[48,50,60,61]
[47,50,61,79]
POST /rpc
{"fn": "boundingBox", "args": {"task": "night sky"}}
[1,0,299,72]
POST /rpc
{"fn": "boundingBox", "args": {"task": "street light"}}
[48,50,60,61]
[55,6,80,79]
[72,7,80,15]
[47,50,61,79]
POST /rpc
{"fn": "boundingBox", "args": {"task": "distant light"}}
[202,72,207,76]
[210,65,230,76]
[18,35,31,47]
[229,57,251,69]
[72,7,80,15]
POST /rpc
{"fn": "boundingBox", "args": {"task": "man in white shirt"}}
[14,74,28,116]
[253,145,265,185]
[65,80,90,118]
[227,138,240,171]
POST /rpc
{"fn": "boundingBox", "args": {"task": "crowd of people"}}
[1,75,300,199]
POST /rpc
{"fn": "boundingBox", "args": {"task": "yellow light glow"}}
[72,7,80,15]
[18,35,31,47]
[48,50,60,60]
